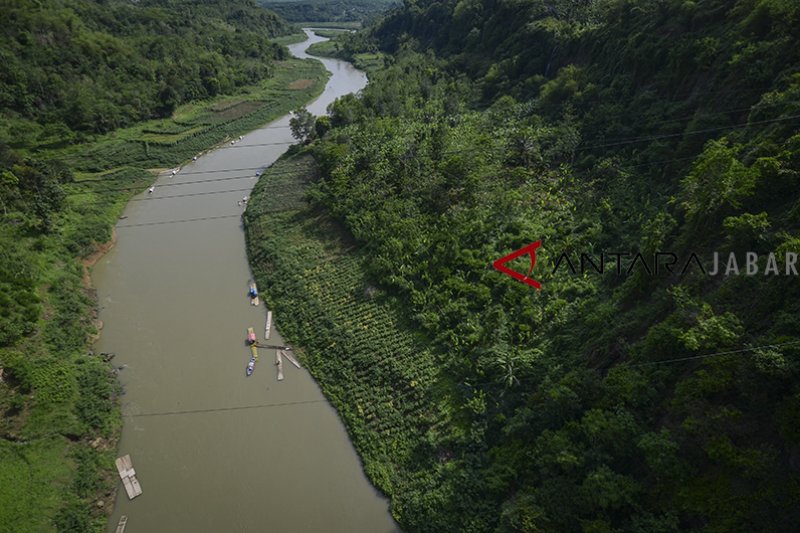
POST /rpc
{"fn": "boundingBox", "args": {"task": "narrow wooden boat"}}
[248,281,259,306]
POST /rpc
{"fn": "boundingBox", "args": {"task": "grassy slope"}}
[296,20,362,29]
[244,152,441,522]
[50,58,329,173]
[0,57,329,532]
[306,40,385,73]
[0,439,74,532]
[313,28,348,36]
[271,33,310,46]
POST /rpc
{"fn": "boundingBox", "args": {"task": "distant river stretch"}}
[95,30,398,533]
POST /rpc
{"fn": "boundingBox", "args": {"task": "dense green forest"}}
[259,0,396,24]
[0,0,293,143]
[0,2,330,531]
[247,0,800,531]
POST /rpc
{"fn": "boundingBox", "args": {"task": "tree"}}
[314,115,332,139]
[289,106,316,143]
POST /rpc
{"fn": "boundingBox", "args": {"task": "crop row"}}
[245,155,444,500]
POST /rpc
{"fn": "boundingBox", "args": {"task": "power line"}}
[74,166,265,183]
[116,214,242,228]
[628,339,800,367]
[64,111,800,208]
[169,166,265,176]
[66,163,315,196]
[576,114,800,151]
[128,188,253,202]
[113,185,308,224]
[60,80,796,195]
[128,186,305,203]
[69,187,308,214]
[217,140,295,150]
[124,399,327,418]
[573,106,759,151]
[59,148,746,210]
[69,189,305,213]
[70,108,799,193]
[67,150,694,205]
[71,174,255,194]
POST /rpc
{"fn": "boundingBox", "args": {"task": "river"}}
[96,30,397,532]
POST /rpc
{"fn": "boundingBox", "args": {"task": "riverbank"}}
[306,38,385,73]
[93,30,393,532]
[243,152,439,528]
[0,53,329,531]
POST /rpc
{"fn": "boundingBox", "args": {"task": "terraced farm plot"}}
[49,58,329,173]
[288,79,314,90]
[210,100,264,121]
[244,153,444,515]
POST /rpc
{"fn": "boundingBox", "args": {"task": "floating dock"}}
[281,349,301,369]
[255,343,290,350]
[264,310,272,340]
[276,350,284,381]
[115,516,128,533]
[115,455,142,500]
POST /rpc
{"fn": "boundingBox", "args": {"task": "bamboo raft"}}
[276,350,284,381]
[115,516,128,533]
[115,455,142,500]
[254,343,290,350]
[281,349,301,369]
[264,310,272,340]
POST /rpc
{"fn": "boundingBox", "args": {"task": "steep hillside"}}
[0,0,293,141]
[260,0,396,24]
[247,1,800,531]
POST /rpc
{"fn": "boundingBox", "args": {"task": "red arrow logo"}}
[493,240,542,289]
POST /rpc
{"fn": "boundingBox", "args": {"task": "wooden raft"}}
[276,350,284,381]
[115,515,128,533]
[115,455,142,499]
[281,349,301,369]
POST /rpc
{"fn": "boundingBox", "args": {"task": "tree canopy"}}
[266,0,800,530]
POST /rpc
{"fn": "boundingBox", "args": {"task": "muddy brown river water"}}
[96,30,397,532]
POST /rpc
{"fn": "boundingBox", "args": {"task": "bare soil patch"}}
[212,100,263,120]
[288,79,313,90]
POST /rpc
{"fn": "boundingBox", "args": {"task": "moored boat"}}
[248,281,259,306]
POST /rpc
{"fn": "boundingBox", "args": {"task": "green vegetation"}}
[0,438,78,531]
[245,153,440,508]
[246,0,800,531]
[52,58,329,172]
[0,1,329,530]
[271,32,311,46]
[311,29,351,38]
[0,0,294,141]
[299,20,363,29]
[307,31,386,73]
[259,0,395,24]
